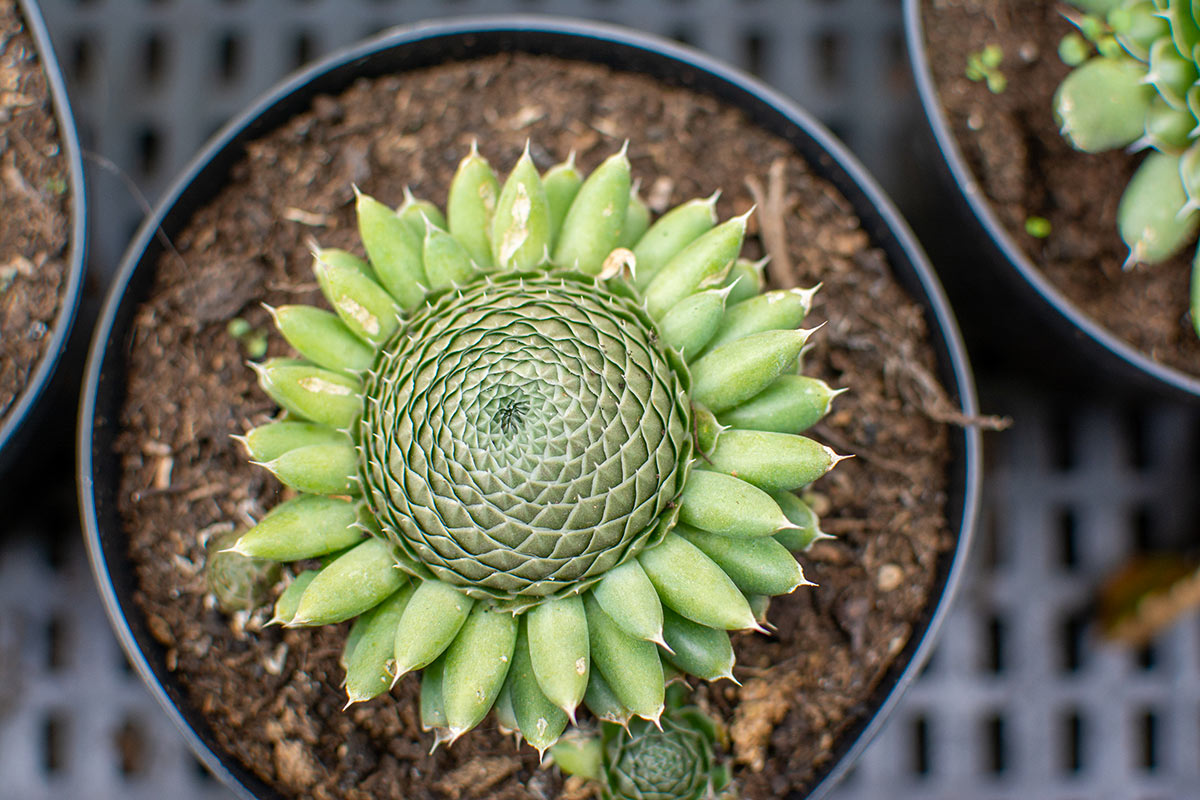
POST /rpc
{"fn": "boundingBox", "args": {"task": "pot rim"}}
[904,0,1200,399]
[0,0,88,469]
[78,15,982,800]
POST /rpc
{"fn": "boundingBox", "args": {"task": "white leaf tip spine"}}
[732,206,756,226]
[827,449,854,469]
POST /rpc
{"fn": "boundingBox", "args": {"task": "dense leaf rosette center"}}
[359,270,692,607]
[605,717,714,800]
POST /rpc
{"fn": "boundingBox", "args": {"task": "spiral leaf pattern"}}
[360,271,691,608]
[226,142,848,754]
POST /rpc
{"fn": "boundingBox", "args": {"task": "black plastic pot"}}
[0,0,87,474]
[79,17,981,800]
[905,0,1200,401]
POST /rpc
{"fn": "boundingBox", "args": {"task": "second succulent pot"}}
[80,17,980,800]
[0,0,87,476]
[906,0,1200,399]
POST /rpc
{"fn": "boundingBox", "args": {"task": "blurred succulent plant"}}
[550,685,735,800]
[1052,0,1200,335]
[221,141,845,754]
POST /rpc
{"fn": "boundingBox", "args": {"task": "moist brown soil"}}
[0,0,72,424]
[113,53,955,800]
[922,0,1200,375]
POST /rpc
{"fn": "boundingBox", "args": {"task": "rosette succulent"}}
[225,141,844,754]
[1053,0,1200,335]
[550,686,734,800]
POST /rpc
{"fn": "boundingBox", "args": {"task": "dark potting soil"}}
[922,0,1200,376]
[114,53,955,800]
[0,0,71,423]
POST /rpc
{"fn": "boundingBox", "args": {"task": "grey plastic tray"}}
[6,1,1197,798]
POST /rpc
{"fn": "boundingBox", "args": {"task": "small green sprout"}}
[205,529,282,614]
[1077,14,1106,43]
[43,175,67,196]
[550,685,735,800]
[1058,33,1092,66]
[966,44,1007,94]
[226,316,268,358]
[1025,216,1052,238]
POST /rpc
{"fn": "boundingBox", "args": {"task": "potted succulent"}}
[906,0,1200,398]
[0,0,86,473]
[80,17,980,800]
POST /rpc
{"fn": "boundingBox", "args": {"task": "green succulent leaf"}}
[1119,150,1199,264]
[1055,56,1155,152]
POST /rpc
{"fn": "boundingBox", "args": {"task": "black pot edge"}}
[77,16,982,800]
[0,0,88,471]
[904,0,1200,401]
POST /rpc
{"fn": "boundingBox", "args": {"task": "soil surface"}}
[114,53,956,800]
[922,0,1200,376]
[0,0,72,425]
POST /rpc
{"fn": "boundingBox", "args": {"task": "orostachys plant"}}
[549,684,735,800]
[218,141,844,755]
[1053,0,1200,335]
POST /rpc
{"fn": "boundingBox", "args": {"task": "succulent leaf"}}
[509,621,570,756]
[312,248,401,345]
[291,537,406,626]
[492,146,551,269]
[638,532,758,631]
[631,194,718,291]
[441,603,519,738]
[703,285,817,353]
[717,374,843,435]
[657,285,732,356]
[554,144,632,274]
[526,595,590,719]
[356,190,428,309]
[236,420,351,463]
[398,187,447,235]
[659,607,737,683]
[271,569,319,626]
[704,429,840,493]
[1054,55,1155,152]
[690,328,812,413]
[269,305,375,375]
[592,559,668,647]
[1110,1,1170,60]
[585,592,665,722]
[205,529,281,613]
[258,441,359,496]
[543,153,584,248]
[234,495,361,562]
[344,584,415,705]
[584,668,635,728]
[678,469,795,538]
[643,212,749,319]
[676,523,809,597]
[722,257,768,306]
[422,222,477,292]
[391,578,474,680]
[1143,94,1195,150]
[772,490,835,552]
[1119,150,1199,263]
[619,184,652,250]
[447,143,500,268]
